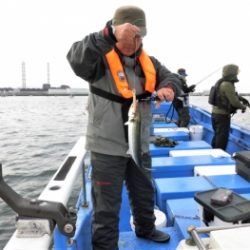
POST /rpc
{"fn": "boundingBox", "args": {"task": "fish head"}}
[128,101,139,122]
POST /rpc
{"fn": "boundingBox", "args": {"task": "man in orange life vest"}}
[67,5,182,250]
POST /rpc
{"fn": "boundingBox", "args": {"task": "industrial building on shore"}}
[0,84,89,96]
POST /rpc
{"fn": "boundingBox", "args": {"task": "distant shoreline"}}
[0,93,89,97]
[1,92,249,97]
[0,86,89,97]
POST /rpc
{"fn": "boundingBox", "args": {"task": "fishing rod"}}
[194,67,222,87]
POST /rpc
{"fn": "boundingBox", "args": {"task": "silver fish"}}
[126,100,142,167]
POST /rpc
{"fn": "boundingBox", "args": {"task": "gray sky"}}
[1,0,250,93]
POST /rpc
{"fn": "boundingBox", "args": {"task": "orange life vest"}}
[105,49,156,99]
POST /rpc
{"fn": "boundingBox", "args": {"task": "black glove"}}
[239,96,250,107]
[187,84,196,92]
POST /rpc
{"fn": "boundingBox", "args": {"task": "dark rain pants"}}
[176,106,190,127]
[211,113,231,150]
[91,152,155,250]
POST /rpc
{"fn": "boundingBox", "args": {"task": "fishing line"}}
[131,19,145,99]
[132,32,139,99]
[165,103,176,123]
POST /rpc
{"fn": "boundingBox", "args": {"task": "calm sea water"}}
[0,96,87,248]
[0,95,249,248]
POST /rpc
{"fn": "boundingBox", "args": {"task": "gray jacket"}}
[67,23,182,157]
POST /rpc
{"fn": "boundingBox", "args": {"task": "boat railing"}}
[1,136,88,250]
[186,223,250,249]
[38,136,87,205]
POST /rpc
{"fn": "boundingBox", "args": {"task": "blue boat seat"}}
[166,199,208,239]
[155,174,250,215]
[166,198,199,227]
[151,155,235,178]
[205,174,250,193]
[154,176,214,213]
[150,140,211,157]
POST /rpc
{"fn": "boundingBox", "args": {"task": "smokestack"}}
[21,61,26,88]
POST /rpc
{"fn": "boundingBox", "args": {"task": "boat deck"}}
[39,122,250,250]
[4,114,250,250]
[117,122,250,249]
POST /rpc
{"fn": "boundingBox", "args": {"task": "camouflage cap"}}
[112,6,147,36]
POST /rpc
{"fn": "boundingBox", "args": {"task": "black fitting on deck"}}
[0,163,76,237]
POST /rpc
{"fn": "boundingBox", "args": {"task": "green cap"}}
[222,64,239,77]
[112,5,147,36]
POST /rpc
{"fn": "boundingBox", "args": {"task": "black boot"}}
[136,229,170,243]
